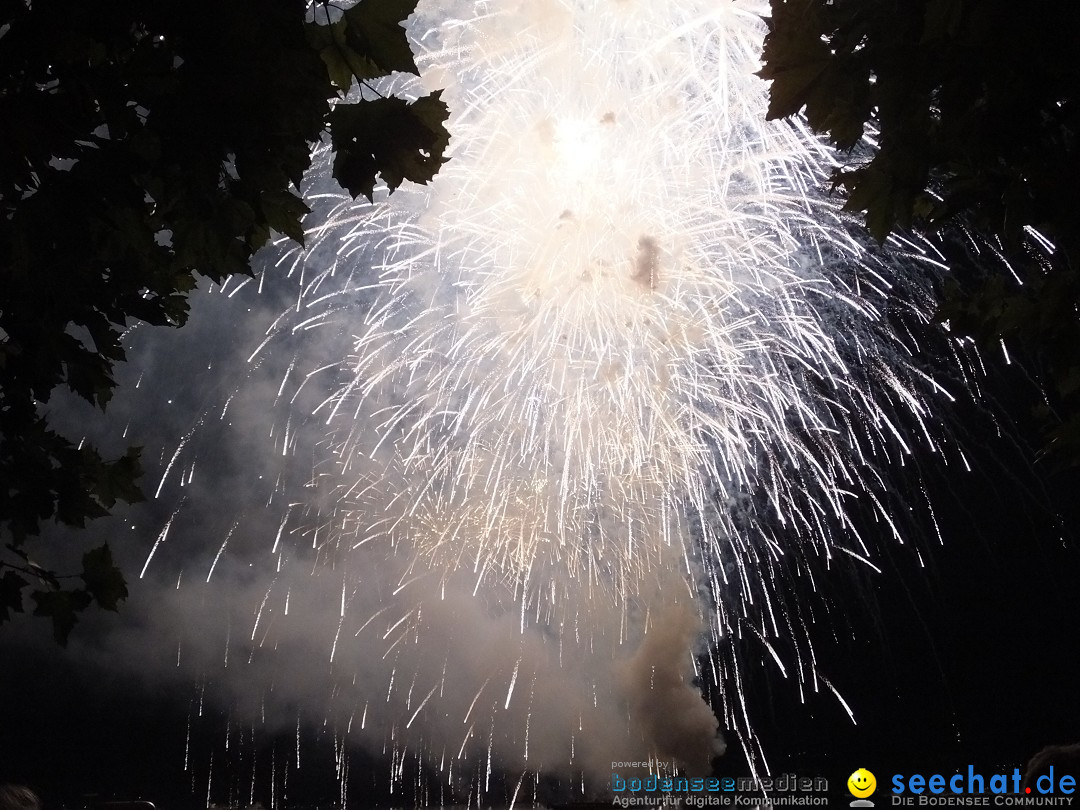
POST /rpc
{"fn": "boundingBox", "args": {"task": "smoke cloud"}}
[620,605,725,776]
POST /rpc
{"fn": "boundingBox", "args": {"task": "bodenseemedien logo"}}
[848,768,877,807]
[608,769,829,806]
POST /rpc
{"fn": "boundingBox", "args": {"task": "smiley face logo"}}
[847,768,877,798]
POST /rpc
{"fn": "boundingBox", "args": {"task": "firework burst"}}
[152,0,961,799]
[312,0,939,589]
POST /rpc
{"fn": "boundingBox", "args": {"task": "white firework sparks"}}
[147,0,961,800]
[310,0,931,590]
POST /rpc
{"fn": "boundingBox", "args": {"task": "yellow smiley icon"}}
[848,768,877,798]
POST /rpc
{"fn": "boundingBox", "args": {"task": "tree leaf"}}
[260,189,310,245]
[31,588,93,646]
[763,60,829,121]
[331,91,450,201]
[307,18,382,88]
[840,166,897,243]
[306,19,357,92]
[757,0,831,120]
[85,446,145,511]
[6,546,61,590]
[0,570,28,623]
[342,0,420,77]
[81,544,128,612]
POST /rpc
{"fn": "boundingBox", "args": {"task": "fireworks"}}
[148,0,961,801]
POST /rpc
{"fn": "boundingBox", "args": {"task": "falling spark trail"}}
[206,522,238,583]
[407,684,440,729]
[140,500,184,578]
[504,657,521,710]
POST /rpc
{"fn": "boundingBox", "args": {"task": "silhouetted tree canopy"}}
[0,0,449,643]
[759,0,1080,461]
